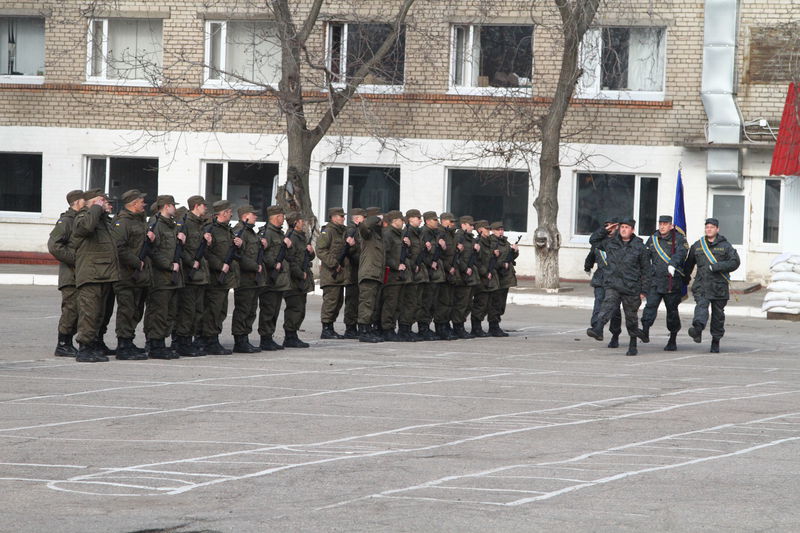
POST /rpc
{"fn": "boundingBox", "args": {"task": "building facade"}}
[0,0,797,282]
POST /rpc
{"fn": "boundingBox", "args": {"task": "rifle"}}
[269,222,296,282]
[332,225,357,279]
[217,221,251,284]
[486,239,500,278]
[171,213,188,285]
[255,224,268,284]
[187,221,213,281]
[502,235,523,271]
[398,226,410,281]
[465,234,478,273]
[132,214,159,281]
[302,229,315,274]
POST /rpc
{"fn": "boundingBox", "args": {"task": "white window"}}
[86,18,163,84]
[86,156,159,212]
[578,27,666,101]
[0,17,45,83]
[323,166,401,215]
[204,20,281,88]
[574,173,659,237]
[203,161,279,220]
[0,152,42,213]
[450,25,533,94]
[763,179,782,244]
[326,22,405,90]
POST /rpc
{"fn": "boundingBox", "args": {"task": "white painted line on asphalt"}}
[0,462,87,469]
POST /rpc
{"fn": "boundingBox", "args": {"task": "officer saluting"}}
[682,218,741,353]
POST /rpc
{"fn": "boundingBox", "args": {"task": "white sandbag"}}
[771,253,794,268]
[772,272,800,283]
[771,262,795,272]
[767,306,800,315]
[767,281,800,293]
[794,265,800,274]
[788,256,800,265]
[762,300,791,311]
[789,294,800,302]
[764,291,795,302]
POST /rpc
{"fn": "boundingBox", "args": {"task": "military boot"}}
[488,322,508,337]
[358,323,380,343]
[343,324,359,339]
[417,322,437,341]
[148,339,174,360]
[205,336,233,355]
[710,338,720,353]
[54,333,77,357]
[396,324,416,342]
[192,336,208,356]
[320,323,345,340]
[470,318,489,338]
[664,332,678,352]
[382,328,400,342]
[626,337,638,356]
[638,326,650,344]
[586,327,604,342]
[259,335,283,351]
[233,335,261,353]
[442,323,459,340]
[76,342,107,363]
[116,338,147,360]
[175,336,202,357]
[452,323,473,339]
[607,334,620,348]
[688,326,702,343]
[283,330,310,349]
[95,338,116,356]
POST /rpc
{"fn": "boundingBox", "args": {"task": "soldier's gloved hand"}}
[668,265,676,276]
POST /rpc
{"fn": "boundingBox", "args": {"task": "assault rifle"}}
[486,239,500,279]
[255,224,268,285]
[502,235,523,271]
[187,221,213,281]
[217,222,250,284]
[332,225,357,279]
[132,214,159,281]
[171,213,188,285]
[302,229,315,274]
[269,222,296,282]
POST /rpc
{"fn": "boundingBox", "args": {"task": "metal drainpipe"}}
[700,0,743,189]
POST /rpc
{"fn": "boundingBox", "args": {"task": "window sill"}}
[569,235,591,245]
[84,78,159,88]
[576,89,665,102]
[447,86,532,98]
[328,82,405,95]
[202,80,279,91]
[0,211,44,221]
[0,75,45,85]
[751,243,784,254]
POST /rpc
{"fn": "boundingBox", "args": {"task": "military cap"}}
[459,215,474,225]
[366,206,382,217]
[423,211,438,221]
[175,206,188,219]
[237,204,257,219]
[406,209,422,219]
[658,215,673,224]
[328,206,345,218]
[286,211,303,226]
[266,205,285,217]
[66,189,84,205]
[384,210,403,222]
[490,221,504,230]
[350,207,366,217]
[154,195,179,209]
[619,217,636,227]
[474,219,489,230]
[212,200,233,213]
[187,195,207,209]
[705,217,719,227]
[120,189,146,206]
[83,188,104,201]
[604,215,619,224]
[440,212,455,222]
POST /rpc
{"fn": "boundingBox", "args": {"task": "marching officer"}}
[436,212,460,340]
[641,215,689,351]
[316,207,351,339]
[356,209,385,343]
[259,205,292,351]
[585,218,623,348]
[283,211,315,348]
[682,218,741,353]
[488,221,518,337]
[398,209,427,342]
[471,220,499,337]
[417,211,445,341]
[453,216,480,339]
[48,189,84,357]
[231,205,264,353]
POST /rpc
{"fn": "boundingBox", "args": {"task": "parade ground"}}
[2,285,799,532]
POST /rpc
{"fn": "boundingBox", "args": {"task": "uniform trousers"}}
[344,283,359,326]
[597,288,642,336]
[258,289,284,338]
[75,282,112,345]
[434,283,454,324]
[488,288,508,324]
[591,287,622,335]
[232,287,260,336]
[201,288,229,337]
[358,279,381,325]
[381,284,403,331]
[144,288,178,340]
[174,285,205,338]
[399,283,423,326]
[471,287,495,321]
[57,285,79,336]
[320,285,345,324]
[418,282,440,324]
[283,291,307,332]
[692,296,727,339]
[452,285,474,324]
[641,289,682,333]
[113,283,146,339]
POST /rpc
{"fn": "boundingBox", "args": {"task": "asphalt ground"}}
[1,285,799,532]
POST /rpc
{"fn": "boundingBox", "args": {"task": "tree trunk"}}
[277,118,318,232]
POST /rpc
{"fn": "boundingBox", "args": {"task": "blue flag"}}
[673,170,688,296]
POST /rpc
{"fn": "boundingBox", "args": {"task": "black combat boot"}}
[205,336,232,355]
[192,336,208,356]
[283,330,310,348]
[470,318,489,338]
[417,322,436,341]
[396,324,415,342]
[488,322,508,337]
[259,335,283,351]
[586,327,604,342]
[320,323,345,340]
[116,338,147,360]
[452,323,473,339]
[664,332,678,352]
[626,337,638,356]
[710,338,720,353]
[442,323,459,340]
[54,333,77,357]
[343,324,359,339]
[95,338,116,356]
[148,339,174,360]
[635,327,650,344]
[175,336,202,357]
[607,334,620,348]
[76,342,107,363]
[382,328,400,342]
[233,335,261,353]
[688,326,702,343]
[358,323,380,343]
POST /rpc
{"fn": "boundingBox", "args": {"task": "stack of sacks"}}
[762,253,800,314]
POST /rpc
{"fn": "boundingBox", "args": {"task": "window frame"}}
[85,17,163,87]
[0,16,46,85]
[321,164,402,214]
[0,151,43,216]
[576,26,667,102]
[202,19,281,90]
[448,24,534,97]
[756,177,784,250]
[201,160,280,222]
[84,155,160,213]
[571,171,660,242]
[324,22,405,95]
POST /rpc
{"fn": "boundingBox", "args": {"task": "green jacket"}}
[316,222,351,288]
[149,215,184,290]
[287,229,315,294]
[71,204,120,288]
[455,229,479,287]
[440,225,461,285]
[233,221,264,289]
[494,235,519,289]
[419,225,444,284]
[406,225,429,284]
[47,208,78,289]
[264,223,291,292]
[181,212,211,286]
[476,233,500,292]
[357,216,385,283]
[111,208,151,288]
[346,221,360,284]
[383,225,410,286]
[207,218,240,290]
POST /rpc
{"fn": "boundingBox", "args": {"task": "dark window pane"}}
[479,26,533,88]
[227,162,278,220]
[0,153,42,212]
[348,166,400,213]
[764,179,781,243]
[712,195,744,246]
[108,158,158,213]
[205,163,223,206]
[329,23,343,80]
[638,177,659,236]
[325,167,344,219]
[88,158,107,191]
[602,28,629,90]
[576,173,635,235]
[346,23,405,85]
[449,169,529,232]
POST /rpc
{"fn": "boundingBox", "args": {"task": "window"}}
[87,18,163,83]
[87,157,158,213]
[0,17,45,81]
[204,161,278,220]
[449,169,529,232]
[324,166,400,215]
[204,20,281,87]
[578,27,665,100]
[712,195,745,246]
[575,173,658,236]
[451,25,533,90]
[327,23,405,87]
[764,179,781,243]
[0,153,42,212]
